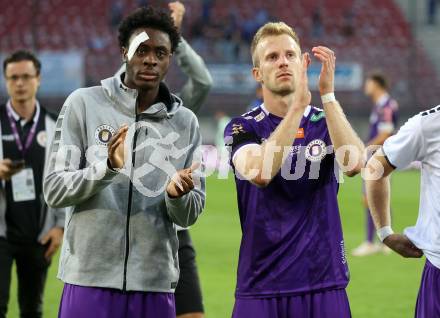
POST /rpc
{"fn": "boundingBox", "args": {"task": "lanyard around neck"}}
[5,101,39,157]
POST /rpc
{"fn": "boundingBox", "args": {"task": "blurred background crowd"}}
[0,0,439,142]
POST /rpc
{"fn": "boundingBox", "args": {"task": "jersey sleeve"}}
[224,117,260,163]
[382,113,426,169]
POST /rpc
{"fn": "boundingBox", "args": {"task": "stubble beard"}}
[271,81,295,97]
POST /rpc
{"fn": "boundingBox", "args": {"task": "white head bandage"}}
[127,31,150,61]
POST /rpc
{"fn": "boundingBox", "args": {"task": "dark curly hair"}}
[118,6,180,53]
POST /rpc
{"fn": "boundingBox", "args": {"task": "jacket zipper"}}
[122,114,140,291]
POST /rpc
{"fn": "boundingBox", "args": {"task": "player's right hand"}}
[383,233,423,258]
[293,52,312,109]
[0,159,23,181]
[108,125,129,170]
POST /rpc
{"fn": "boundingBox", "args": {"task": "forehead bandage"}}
[127,31,150,61]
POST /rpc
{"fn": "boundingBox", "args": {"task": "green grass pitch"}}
[7,170,424,317]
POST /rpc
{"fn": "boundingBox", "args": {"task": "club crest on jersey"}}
[95,124,116,146]
[305,139,327,162]
[37,131,47,147]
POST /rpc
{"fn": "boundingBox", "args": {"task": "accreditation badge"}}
[11,168,36,202]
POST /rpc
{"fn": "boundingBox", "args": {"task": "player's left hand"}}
[383,233,423,258]
[40,227,64,261]
[312,46,335,95]
[169,1,185,31]
[108,125,129,170]
[167,162,199,198]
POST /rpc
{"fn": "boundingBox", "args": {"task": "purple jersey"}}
[224,105,349,299]
[368,95,399,141]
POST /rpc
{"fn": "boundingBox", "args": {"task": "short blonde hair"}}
[251,22,300,67]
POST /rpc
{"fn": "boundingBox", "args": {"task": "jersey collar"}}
[260,103,311,118]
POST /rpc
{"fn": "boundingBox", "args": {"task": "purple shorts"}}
[232,288,351,318]
[58,283,175,318]
[415,259,440,318]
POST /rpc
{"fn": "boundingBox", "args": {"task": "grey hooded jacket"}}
[43,74,205,292]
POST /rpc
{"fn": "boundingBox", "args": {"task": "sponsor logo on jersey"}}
[290,145,301,156]
[296,128,305,139]
[340,240,347,265]
[1,134,15,142]
[310,111,325,122]
[231,123,245,135]
[254,112,265,122]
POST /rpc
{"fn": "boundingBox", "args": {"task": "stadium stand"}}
[0,0,438,116]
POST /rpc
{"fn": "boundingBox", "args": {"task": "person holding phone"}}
[0,50,65,318]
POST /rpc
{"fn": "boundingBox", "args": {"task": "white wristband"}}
[377,226,394,242]
[321,92,336,104]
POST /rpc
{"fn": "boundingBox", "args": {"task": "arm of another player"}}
[169,1,213,114]
[365,114,426,258]
[40,225,64,261]
[232,54,311,187]
[39,205,66,261]
[368,131,392,147]
[312,46,365,177]
[165,116,205,227]
[365,149,422,258]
